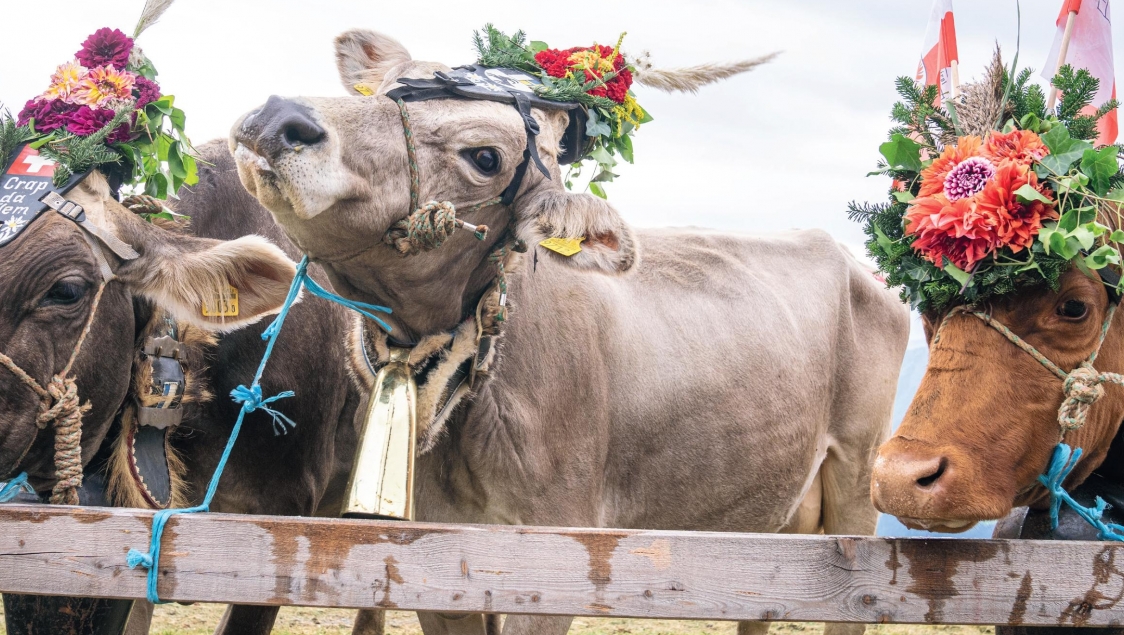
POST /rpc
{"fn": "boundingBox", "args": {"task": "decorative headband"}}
[851,52,1123,312]
[1,0,192,247]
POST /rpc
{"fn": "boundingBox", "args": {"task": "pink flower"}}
[65,106,133,143]
[16,98,79,132]
[70,65,136,108]
[943,156,996,200]
[75,28,134,70]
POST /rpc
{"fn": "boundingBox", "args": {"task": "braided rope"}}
[0,281,108,504]
[121,194,166,217]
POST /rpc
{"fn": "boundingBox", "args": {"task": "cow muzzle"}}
[235,95,326,162]
[870,436,1008,532]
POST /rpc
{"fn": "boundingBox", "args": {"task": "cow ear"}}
[335,29,412,95]
[115,230,296,331]
[518,189,638,274]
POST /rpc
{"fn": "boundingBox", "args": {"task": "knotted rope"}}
[936,301,1124,539]
[382,98,496,256]
[0,281,108,505]
[121,194,166,216]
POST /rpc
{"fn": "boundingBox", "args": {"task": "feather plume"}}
[633,53,780,94]
[133,0,176,39]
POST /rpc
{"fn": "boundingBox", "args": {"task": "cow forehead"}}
[0,214,96,302]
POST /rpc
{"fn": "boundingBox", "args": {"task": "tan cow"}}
[229,29,909,635]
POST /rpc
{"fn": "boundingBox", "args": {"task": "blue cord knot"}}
[231,384,297,436]
[1040,443,1124,541]
[126,548,153,569]
[0,472,34,503]
[124,256,396,604]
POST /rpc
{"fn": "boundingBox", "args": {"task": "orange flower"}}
[918,136,983,197]
[975,161,1058,252]
[70,65,135,107]
[38,61,87,103]
[905,194,996,270]
[982,129,1049,166]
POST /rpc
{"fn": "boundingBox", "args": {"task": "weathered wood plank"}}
[0,504,1122,626]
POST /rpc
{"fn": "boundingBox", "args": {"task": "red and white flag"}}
[1043,0,1118,145]
[916,0,959,99]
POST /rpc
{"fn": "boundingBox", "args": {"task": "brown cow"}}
[871,266,1124,532]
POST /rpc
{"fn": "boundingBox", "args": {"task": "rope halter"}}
[0,281,109,505]
[935,302,1122,441]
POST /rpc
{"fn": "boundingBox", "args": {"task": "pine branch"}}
[0,108,37,168]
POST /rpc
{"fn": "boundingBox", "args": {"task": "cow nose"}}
[871,441,956,516]
[241,95,325,158]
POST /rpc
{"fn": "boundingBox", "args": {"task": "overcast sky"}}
[1,0,1121,245]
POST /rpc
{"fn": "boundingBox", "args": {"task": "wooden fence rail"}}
[1,504,1123,626]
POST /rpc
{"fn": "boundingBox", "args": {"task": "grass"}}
[1,602,994,635]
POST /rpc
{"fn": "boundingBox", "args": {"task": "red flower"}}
[65,106,134,143]
[982,129,1049,166]
[533,44,633,104]
[132,76,162,108]
[17,98,78,132]
[904,194,996,270]
[975,161,1058,253]
[75,28,134,70]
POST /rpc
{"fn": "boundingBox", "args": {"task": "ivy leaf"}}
[590,169,617,183]
[529,41,549,53]
[167,141,187,179]
[942,259,971,286]
[618,133,634,164]
[878,134,922,172]
[892,191,915,203]
[1080,146,1119,195]
[1014,184,1052,204]
[1040,125,1093,174]
[585,110,611,137]
[1110,230,1124,242]
[589,145,617,168]
[169,107,186,133]
[873,224,895,255]
[183,154,199,186]
[1072,225,1096,251]
[1085,245,1121,269]
[589,182,607,199]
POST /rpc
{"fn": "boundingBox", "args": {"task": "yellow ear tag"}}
[353,84,375,96]
[202,287,239,318]
[539,237,585,257]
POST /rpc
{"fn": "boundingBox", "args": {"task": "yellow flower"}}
[567,49,616,74]
[613,94,646,131]
[71,65,135,107]
[38,61,87,103]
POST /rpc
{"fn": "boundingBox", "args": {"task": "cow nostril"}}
[282,117,325,147]
[915,458,948,488]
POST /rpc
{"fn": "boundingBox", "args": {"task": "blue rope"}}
[0,473,35,502]
[1039,443,1124,541]
[126,255,392,603]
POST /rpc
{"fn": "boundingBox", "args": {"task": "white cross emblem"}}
[21,154,55,174]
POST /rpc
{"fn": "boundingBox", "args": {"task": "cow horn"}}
[632,52,780,94]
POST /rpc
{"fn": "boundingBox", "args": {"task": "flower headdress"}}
[0,0,195,199]
[470,25,776,198]
[851,51,1123,312]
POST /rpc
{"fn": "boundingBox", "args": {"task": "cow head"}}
[228,29,646,340]
[0,170,296,493]
[871,266,1124,531]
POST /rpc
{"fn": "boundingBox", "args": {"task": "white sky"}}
[2,1,1121,245]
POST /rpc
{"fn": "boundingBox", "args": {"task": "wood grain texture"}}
[1,504,1124,626]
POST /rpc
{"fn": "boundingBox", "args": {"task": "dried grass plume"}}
[633,53,780,94]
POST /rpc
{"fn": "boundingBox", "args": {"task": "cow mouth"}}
[234,143,275,175]
[894,516,980,533]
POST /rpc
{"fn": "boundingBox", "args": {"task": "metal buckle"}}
[40,191,86,221]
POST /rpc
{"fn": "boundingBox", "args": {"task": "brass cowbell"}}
[342,347,417,520]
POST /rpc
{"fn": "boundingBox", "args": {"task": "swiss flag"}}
[916,0,959,100]
[5,145,56,177]
[1043,0,1118,145]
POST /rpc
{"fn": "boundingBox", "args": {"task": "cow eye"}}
[41,278,89,307]
[1058,299,1088,320]
[466,148,501,175]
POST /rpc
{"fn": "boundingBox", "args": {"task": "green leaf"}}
[1111,230,1124,242]
[1040,125,1094,174]
[588,145,617,167]
[878,134,923,172]
[1108,188,1124,202]
[585,110,611,137]
[892,191,915,203]
[873,224,895,255]
[588,182,607,199]
[1085,245,1121,269]
[149,96,174,116]
[182,154,199,186]
[529,41,549,53]
[1014,183,1052,204]
[167,141,187,179]
[169,107,186,133]
[1071,226,1096,251]
[618,133,634,164]
[590,169,617,183]
[1059,210,1079,232]
[1081,146,1119,195]
[942,260,971,286]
